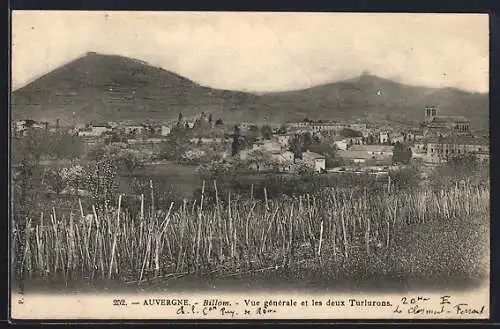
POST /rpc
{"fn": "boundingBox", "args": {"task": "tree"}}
[82,156,119,207]
[429,154,484,190]
[312,133,321,144]
[288,134,304,159]
[287,132,313,159]
[367,134,376,145]
[340,128,362,138]
[159,130,189,162]
[231,125,242,156]
[291,159,314,176]
[303,132,313,150]
[309,143,338,168]
[177,113,184,128]
[118,150,144,175]
[65,165,85,192]
[260,125,273,140]
[277,124,287,134]
[43,168,67,194]
[388,166,421,191]
[392,142,412,164]
[244,149,273,171]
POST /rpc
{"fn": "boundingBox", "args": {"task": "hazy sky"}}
[12,11,489,93]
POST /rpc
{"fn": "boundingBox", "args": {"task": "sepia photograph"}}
[10,11,490,320]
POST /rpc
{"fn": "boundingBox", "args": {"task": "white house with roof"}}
[160,125,172,136]
[301,151,326,172]
[334,139,349,151]
[78,124,112,137]
[339,145,394,164]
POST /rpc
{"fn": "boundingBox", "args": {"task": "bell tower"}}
[424,105,437,122]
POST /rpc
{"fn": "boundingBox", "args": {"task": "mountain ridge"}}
[12,52,489,129]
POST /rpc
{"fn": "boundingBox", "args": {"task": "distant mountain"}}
[254,74,488,130]
[12,52,257,125]
[12,52,489,130]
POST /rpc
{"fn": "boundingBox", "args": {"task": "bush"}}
[392,142,412,164]
[429,154,488,190]
[388,166,421,191]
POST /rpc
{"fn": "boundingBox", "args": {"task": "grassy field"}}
[118,162,199,199]
[12,180,489,292]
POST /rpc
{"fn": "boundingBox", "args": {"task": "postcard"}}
[10,11,490,320]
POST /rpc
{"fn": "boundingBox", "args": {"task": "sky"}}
[11,11,489,93]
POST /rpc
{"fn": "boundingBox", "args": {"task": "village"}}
[13,104,489,180]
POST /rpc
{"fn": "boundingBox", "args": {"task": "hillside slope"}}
[12,52,489,129]
[255,74,488,129]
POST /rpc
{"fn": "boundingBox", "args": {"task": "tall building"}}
[425,135,489,164]
[422,106,470,137]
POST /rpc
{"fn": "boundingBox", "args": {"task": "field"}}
[12,179,489,293]
[118,162,200,199]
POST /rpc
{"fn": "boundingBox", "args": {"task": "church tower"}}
[424,106,437,122]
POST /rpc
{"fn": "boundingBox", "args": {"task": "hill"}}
[12,52,489,130]
[254,74,488,130]
[12,52,258,125]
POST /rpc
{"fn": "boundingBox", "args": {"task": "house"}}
[339,145,394,165]
[124,125,145,136]
[424,135,489,164]
[78,124,112,137]
[107,121,119,129]
[348,123,368,131]
[334,139,349,151]
[302,151,326,172]
[14,119,48,135]
[345,136,365,147]
[379,132,390,144]
[310,123,345,134]
[252,140,281,152]
[350,145,394,157]
[391,133,405,144]
[160,125,171,136]
[411,142,428,159]
[287,121,347,135]
[403,128,423,142]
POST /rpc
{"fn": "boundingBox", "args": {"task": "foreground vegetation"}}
[12,179,489,286]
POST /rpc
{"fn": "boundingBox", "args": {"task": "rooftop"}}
[429,116,470,124]
[348,145,394,152]
[427,135,489,145]
[302,151,325,159]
